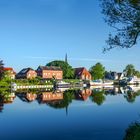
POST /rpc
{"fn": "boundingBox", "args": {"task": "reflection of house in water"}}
[38,91,63,103]
[74,89,92,101]
[16,92,37,102]
[0,93,16,112]
[3,93,16,104]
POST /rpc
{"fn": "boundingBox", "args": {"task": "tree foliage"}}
[134,70,140,78]
[89,63,105,80]
[124,122,140,140]
[123,64,140,77]
[101,0,140,51]
[46,60,74,79]
[90,90,106,106]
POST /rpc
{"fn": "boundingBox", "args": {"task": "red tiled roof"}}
[3,67,13,71]
[74,67,91,76]
[2,67,16,74]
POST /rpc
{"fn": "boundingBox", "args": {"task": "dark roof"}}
[118,72,123,77]
[74,67,86,76]
[18,68,34,74]
[38,66,62,71]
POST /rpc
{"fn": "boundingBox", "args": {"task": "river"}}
[0,85,140,140]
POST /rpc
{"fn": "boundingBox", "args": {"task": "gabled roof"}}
[2,67,16,74]
[18,68,35,74]
[74,67,91,77]
[37,66,62,71]
[74,67,85,76]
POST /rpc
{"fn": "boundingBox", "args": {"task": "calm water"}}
[0,86,140,140]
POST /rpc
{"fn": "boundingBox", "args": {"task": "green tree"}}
[134,70,140,78]
[89,63,105,80]
[124,122,140,140]
[101,0,140,52]
[46,60,74,79]
[90,90,106,106]
[124,64,136,77]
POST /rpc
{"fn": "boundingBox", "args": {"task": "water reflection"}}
[0,89,15,112]
[0,86,140,112]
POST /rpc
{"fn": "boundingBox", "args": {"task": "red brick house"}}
[36,66,63,79]
[2,67,16,79]
[16,68,37,79]
[40,92,63,102]
[74,67,91,80]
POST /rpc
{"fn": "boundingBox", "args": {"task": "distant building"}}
[36,66,63,79]
[105,71,124,80]
[2,67,16,79]
[74,67,92,80]
[118,72,125,80]
[16,68,37,79]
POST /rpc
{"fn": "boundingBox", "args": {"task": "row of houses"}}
[1,66,92,80]
[2,66,130,81]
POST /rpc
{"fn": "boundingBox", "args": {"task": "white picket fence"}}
[11,83,53,91]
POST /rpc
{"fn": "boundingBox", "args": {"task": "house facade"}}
[16,68,37,79]
[105,71,124,80]
[2,67,16,79]
[40,92,63,102]
[36,66,63,79]
[74,67,92,80]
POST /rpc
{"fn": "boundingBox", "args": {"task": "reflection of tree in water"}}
[0,95,4,112]
[47,90,75,109]
[124,90,140,103]
[90,89,106,106]
[124,122,140,140]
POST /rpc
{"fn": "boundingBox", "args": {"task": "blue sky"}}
[0,0,140,72]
